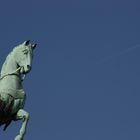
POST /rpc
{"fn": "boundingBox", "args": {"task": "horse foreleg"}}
[14,109,29,140]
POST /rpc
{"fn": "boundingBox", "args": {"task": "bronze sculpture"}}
[0,40,36,140]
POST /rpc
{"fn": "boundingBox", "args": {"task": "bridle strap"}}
[0,66,25,81]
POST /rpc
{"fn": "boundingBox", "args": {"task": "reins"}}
[0,66,25,81]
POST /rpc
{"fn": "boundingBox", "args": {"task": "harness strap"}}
[0,66,25,81]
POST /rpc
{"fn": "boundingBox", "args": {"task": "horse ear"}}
[24,40,30,46]
[32,44,37,49]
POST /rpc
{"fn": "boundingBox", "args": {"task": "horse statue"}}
[0,40,36,140]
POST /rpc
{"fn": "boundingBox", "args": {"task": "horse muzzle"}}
[20,65,31,74]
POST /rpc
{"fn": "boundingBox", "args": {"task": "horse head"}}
[14,40,37,74]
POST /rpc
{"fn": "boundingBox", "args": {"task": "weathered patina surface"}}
[0,40,36,140]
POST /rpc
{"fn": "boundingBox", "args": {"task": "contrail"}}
[96,43,140,63]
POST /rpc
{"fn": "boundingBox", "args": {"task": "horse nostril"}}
[27,65,31,69]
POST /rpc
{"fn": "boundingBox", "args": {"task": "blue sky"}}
[0,0,140,140]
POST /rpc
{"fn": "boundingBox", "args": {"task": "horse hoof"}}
[15,135,23,140]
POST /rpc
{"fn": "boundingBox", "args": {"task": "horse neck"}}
[0,53,23,91]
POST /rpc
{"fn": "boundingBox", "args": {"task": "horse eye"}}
[22,49,28,54]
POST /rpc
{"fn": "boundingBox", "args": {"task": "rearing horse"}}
[0,40,36,140]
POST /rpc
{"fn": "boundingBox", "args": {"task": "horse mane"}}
[0,45,21,76]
